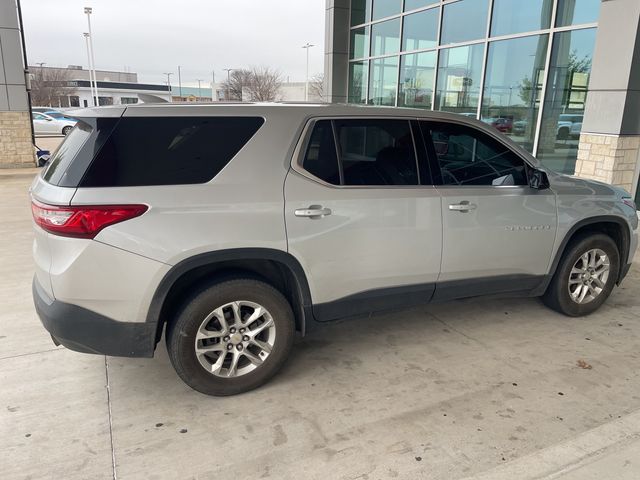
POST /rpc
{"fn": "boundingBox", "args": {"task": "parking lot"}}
[2,171,640,480]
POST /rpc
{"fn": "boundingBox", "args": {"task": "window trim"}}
[292,116,432,189]
[419,119,533,188]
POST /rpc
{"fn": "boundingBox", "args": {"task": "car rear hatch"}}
[30,106,126,299]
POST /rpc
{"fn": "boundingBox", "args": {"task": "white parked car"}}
[32,112,76,136]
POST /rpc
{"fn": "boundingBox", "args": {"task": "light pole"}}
[178,65,183,99]
[211,70,216,101]
[223,68,234,100]
[196,79,203,101]
[34,62,47,106]
[84,7,99,106]
[163,72,173,99]
[82,33,95,105]
[302,43,315,101]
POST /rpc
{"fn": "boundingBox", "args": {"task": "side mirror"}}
[46,118,52,121]
[529,168,550,190]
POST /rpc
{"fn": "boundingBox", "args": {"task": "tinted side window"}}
[422,122,527,186]
[302,120,340,184]
[42,121,93,184]
[334,119,418,186]
[80,116,264,187]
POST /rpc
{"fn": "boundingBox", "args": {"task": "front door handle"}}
[294,205,332,219]
[448,201,477,212]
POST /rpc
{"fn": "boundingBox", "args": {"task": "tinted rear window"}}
[80,116,264,187]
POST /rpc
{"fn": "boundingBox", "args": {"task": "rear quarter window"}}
[80,116,264,187]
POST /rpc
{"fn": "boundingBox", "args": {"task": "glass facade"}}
[347,0,600,175]
[481,35,548,152]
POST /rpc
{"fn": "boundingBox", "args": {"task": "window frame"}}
[293,116,432,189]
[418,119,534,188]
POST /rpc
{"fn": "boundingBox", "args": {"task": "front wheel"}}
[557,127,569,140]
[62,126,72,136]
[166,278,295,396]
[542,234,620,316]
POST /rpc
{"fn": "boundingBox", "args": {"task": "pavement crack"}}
[0,347,63,361]
[104,356,117,480]
[427,311,489,348]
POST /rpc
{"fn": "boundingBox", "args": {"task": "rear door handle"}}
[294,205,332,218]
[448,201,477,212]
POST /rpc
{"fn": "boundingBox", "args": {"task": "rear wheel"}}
[542,234,619,316]
[166,278,295,396]
[62,126,72,136]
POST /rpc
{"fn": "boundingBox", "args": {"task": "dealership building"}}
[325,0,640,201]
[29,65,172,108]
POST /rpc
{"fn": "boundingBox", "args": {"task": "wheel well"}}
[154,259,306,344]
[561,220,628,278]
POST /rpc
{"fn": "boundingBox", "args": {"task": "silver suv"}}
[31,103,638,396]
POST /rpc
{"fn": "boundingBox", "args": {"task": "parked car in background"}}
[512,120,527,136]
[489,117,513,133]
[31,103,638,396]
[42,110,77,122]
[511,114,584,140]
[31,112,76,136]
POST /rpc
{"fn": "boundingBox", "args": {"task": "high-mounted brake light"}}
[31,199,148,239]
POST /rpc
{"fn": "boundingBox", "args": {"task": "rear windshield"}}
[44,116,264,187]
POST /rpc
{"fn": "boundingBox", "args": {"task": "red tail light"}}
[31,199,148,239]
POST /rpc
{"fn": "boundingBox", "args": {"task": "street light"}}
[211,70,216,102]
[223,68,235,100]
[302,43,315,101]
[84,7,99,106]
[196,79,203,101]
[34,62,47,106]
[82,33,95,105]
[163,72,173,99]
[177,65,183,98]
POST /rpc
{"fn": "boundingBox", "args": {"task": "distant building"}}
[29,65,171,108]
[202,81,324,102]
[171,86,213,103]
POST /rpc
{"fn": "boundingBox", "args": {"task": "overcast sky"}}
[20,0,326,87]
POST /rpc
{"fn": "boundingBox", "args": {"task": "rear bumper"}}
[33,277,156,357]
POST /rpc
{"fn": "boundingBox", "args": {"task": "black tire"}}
[62,126,72,136]
[557,127,569,140]
[166,278,295,396]
[542,233,620,316]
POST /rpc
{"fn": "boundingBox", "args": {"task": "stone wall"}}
[574,133,640,193]
[0,111,34,168]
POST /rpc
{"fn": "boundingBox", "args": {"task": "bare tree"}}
[30,67,77,107]
[308,73,325,101]
[244,67,283,101]
[220,69,253,101]
[220,67,282,101]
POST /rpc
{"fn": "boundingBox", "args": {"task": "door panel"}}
[437,186,557,282]
[285,170,442,311]
[419,120,558,290]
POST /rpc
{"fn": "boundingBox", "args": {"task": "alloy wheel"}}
[194,301,276,377]
[568,248,610,304]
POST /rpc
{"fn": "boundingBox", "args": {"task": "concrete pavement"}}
[2,173,640,479]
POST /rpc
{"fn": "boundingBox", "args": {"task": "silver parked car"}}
[30,103,638,396]
[32,111,76,136]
